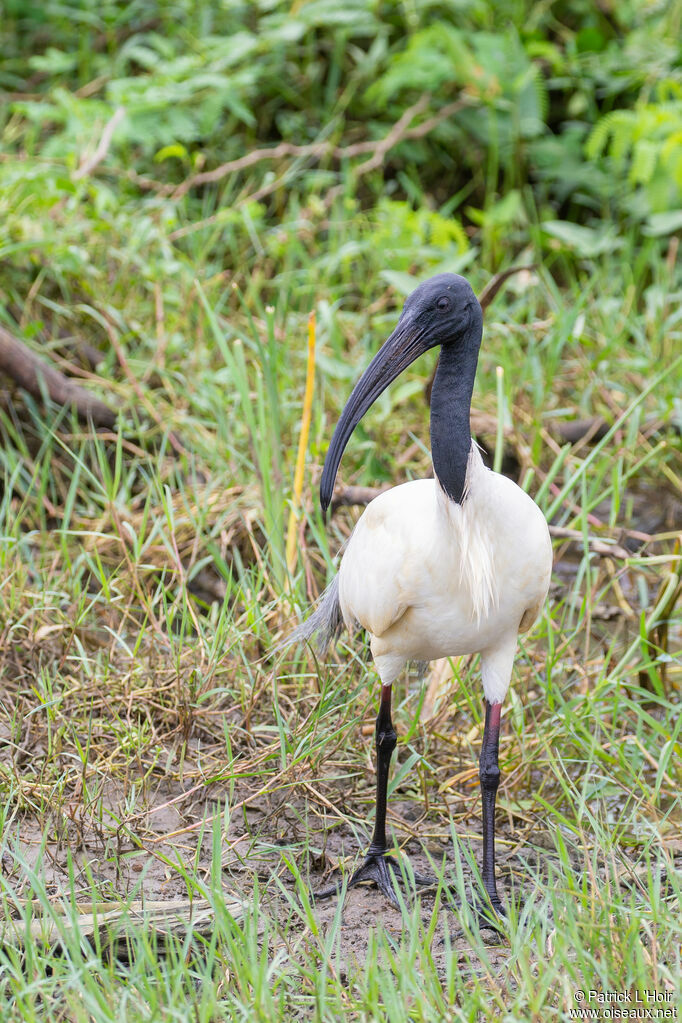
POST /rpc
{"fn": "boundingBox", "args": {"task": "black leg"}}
[477,699,505,922]
[312,690,507,928]
[368,683,396,854]
[314,684,435,906]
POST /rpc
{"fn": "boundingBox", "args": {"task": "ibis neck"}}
[430,339,480,504]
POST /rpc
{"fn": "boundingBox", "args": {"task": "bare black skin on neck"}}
[430,301,482,504]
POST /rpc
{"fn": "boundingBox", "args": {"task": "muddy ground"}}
[3,486,680,974]
[5,750,677,976]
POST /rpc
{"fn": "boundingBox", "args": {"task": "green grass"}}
[1,1,681,1020]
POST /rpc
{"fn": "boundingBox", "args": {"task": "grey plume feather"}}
[276,575,345,657]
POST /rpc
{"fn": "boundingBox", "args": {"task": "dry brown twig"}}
[73,106,125,181]
[477,265,537,310]
[330,483,391,512]
[136,93,467,201]
[168,96,466,240]
[552,417,609,445]
[344,93,431,178]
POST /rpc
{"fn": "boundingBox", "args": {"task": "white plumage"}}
[337,443,552,702]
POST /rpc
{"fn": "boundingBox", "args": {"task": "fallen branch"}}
[1,895,245,954]
[0,324,117,427]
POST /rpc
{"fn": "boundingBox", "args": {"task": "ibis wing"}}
[337,481,436,639]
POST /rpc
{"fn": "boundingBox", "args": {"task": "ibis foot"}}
[473,893,507,932]
[313,851,438,908]
[447,891,507,939]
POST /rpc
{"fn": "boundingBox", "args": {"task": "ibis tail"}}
[280,575,344,657]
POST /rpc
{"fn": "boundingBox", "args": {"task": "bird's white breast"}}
[337,445,552,687]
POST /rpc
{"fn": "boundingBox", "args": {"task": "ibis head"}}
[320,273,482,513]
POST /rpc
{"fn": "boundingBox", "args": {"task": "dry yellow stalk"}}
[286,310,316,575]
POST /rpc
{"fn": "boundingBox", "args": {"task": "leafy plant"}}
[587,83,682,217]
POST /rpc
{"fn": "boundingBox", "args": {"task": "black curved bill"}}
[320,320,428,513]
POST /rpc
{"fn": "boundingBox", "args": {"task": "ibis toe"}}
[313,851,437,908]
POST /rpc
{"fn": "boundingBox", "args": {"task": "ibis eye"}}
[437,296,450,311]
